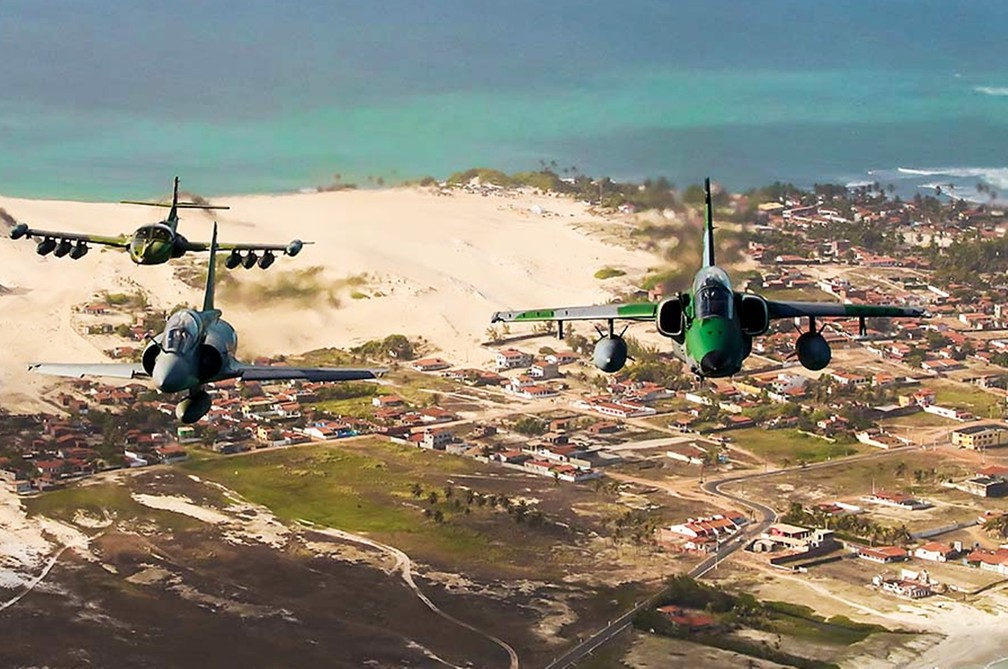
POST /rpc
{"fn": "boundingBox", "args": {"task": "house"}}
[372,395,405,408]
[514,384,559,399]
[496,348,532,370]
[420,429,454,450]
[858,546,909,563]
[831,370,869,387]
[951,424,1008,450]
[545,351,579,366]
[914,541,963,563]
[965,548,1008,576]
[153,444,189,464]
[861,490,932,510]
[411,357,451,373]
[665,443,709,466]
[962,475,1008,498]
[529,361,559,379]
[921,358,964,374]
[660,512,748,544]
[872,575,932,599]
[657,606,717,632]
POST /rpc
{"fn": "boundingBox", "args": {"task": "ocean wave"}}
[844,180,874,189]
[975,86,1008,97]
[897,166,1008,191]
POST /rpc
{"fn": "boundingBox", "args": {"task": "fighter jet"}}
[9,176,309,269]
[491,178,928,379]
[29,223,382,423]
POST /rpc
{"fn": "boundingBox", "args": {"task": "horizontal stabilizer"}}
[27,362,148,379]
[120,200,229,210]
[237,365,385,382]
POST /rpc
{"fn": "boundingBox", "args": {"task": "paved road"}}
[541,444,922,668]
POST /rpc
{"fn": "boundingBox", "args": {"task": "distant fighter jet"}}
[492,178,928,379]
[9,176,309,269]
[29,223,382,423]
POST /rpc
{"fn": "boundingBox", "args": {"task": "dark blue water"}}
[2,1,1006,200]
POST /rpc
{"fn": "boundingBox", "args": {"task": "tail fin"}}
[168,176,180,223]
[702,177,715,268]
[120,176,229,230]
[203,222,218,312]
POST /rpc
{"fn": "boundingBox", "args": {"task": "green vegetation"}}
[351,333,416,361]
[446,165,681,212]
[634,575,883,669]
[24,483,202,532]
[641,268,686,291]
[782,502,911,546]
[729,428,862,466]
[929,382,1004,418]
[763,601,888,646]
[594,266,626,280]
[218,266,341,306]
[511,416,546,436]
[182,441,561,574]
[100,290,148,309]
[446,167,514,187]
[310,382,381,417]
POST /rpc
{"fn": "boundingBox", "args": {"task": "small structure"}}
[861,490,932,510]
[411,357,451,373]
[951,424,1008,450]
[914,541,963,563]
[656,606,718,632]
[858,546,909,564]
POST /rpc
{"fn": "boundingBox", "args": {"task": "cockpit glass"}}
[164,311,200,353]
[696,282,732,319]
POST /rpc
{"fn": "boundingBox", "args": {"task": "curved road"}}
[544,444,921,668]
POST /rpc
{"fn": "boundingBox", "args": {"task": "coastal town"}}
[5,176,1008,668]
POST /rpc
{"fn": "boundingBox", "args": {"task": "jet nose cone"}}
[152,353,195,393]
[699,350,730,377]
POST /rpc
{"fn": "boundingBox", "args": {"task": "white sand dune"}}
[0,187,659,410]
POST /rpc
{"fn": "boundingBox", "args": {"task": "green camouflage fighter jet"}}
[491,178,928,379]
[29,223,383,423]
[10,176,310,269]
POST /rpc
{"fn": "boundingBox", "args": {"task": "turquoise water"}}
[2,1,1007,200]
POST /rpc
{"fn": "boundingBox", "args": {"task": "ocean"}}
[2,0,1007,201]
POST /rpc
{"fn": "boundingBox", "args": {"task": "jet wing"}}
[491,302,658,323]
[9,224,129,248]
[186,240,314,256]
[235,365,384,382]
[27,363,148,379]
[766,300,928,320]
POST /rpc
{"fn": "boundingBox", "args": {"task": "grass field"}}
[727,428,864,466]
[724,450,975,504]
[24,481,204,532]
[181,439,583,577]
[928,381,1005,418]
[879,411,954,429]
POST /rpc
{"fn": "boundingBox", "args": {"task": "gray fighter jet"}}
[29,223,382,423]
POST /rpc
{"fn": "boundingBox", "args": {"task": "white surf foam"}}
[975,86,1008,97]
[897,166,1008,191]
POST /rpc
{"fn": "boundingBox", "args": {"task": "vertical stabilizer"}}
[702,177,715,268]
[203,222,218,312]
[168,176,180,228]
